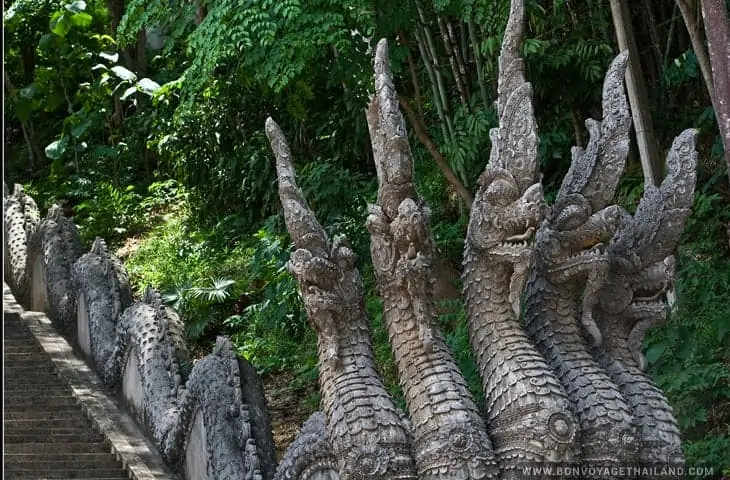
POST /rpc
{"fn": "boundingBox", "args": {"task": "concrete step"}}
[5,417,96,430]
[3,431,106,445]
[5,452,123,468]
[4,441,111,454]
[4,396,80,408]
[3,467,129,478]
[3,303,151,480]
[3,408,88,420]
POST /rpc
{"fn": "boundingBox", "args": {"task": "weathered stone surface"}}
[273,1,694,477]
[524,52,640,465]
[72,237,133,372]
[593,129,698,464]
[176,337,270,480]
[275,413,339,480]
[104,296,188,461]
[5,193,276,480]
[5,0,697,477]
[3,184,40,301]
[25,204,84,335]
[462,1,578,471]
[267,117,417,479]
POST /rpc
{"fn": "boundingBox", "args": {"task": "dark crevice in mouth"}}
[633,286,667,302]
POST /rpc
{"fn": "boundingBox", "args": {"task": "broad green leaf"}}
[50,12,72,37]
[120,86,137,100]
[65,0,87,13]
[99,52,119,63]
[39,33,55,50]
[645,343,666,364]
[137,78,161,95]
[70,12,92,28]
[111,66,137,82]
[71,119,92,138]
[45,138,68,159]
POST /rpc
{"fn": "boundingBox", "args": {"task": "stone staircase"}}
[4,311,129,480]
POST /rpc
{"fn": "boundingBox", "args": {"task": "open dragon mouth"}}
[504,226,536,246]
[633,285,668,302]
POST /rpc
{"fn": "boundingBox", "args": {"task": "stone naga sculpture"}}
[365,39,499,480]
[461,0,578,471]
[271,0,697,477]
[4,184,278,480]
[266,117,418,480]
[26,203,85,334]
[73,237,133,373]
[593,130,697,464]
[522,50,642,464]
[4,184,40,301]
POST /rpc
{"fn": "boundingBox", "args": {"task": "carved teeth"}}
[506,226,536,243]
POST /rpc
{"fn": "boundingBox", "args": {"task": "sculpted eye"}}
[485,178,518,206]
[554,204,589,231]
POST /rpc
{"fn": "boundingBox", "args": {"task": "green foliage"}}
[6,0,729,458]
[227,229,314,374]
[74,182,145,242]
[646,193,730,472]
[163,277,238,342]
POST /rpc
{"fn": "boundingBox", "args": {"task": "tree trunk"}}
[399,97,474,208]
[4,71,39,170]
[610,0,662,186]
[677,0,717,108]
[195,0,208,25]
[642,0,664,83]
[700,0,730,182]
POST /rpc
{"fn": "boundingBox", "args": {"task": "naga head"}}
[535,193,622,278]
[468,166,545,254]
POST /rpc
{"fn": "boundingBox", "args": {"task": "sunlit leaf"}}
[70,11,92,27]
[45,138,68,160]
[111,65,137,82]
[50,12,71,37]
[137,78,161,95]
[120,86,137,100]
[99,52,119,63]
[65,0,87,13]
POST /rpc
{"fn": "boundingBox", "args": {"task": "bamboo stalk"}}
[663,3,679,71]
[642,0,663,80]
[414,26,451,142]
[468,19,491,112]
[446,19,471,101]
[610,0,662,186]
[676,0,717,107]
[437,16,469,108]
[415,0,455,140]
[399,29,424,118]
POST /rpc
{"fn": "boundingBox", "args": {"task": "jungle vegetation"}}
[4,0,729,474]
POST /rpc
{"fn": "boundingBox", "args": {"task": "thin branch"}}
[399,97,474,208]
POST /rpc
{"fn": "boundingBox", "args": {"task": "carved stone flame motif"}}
[268,0,697,478]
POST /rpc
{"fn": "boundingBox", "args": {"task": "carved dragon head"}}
[597,129,698,370]
[535,51,632,281]
[469,167,544,253]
